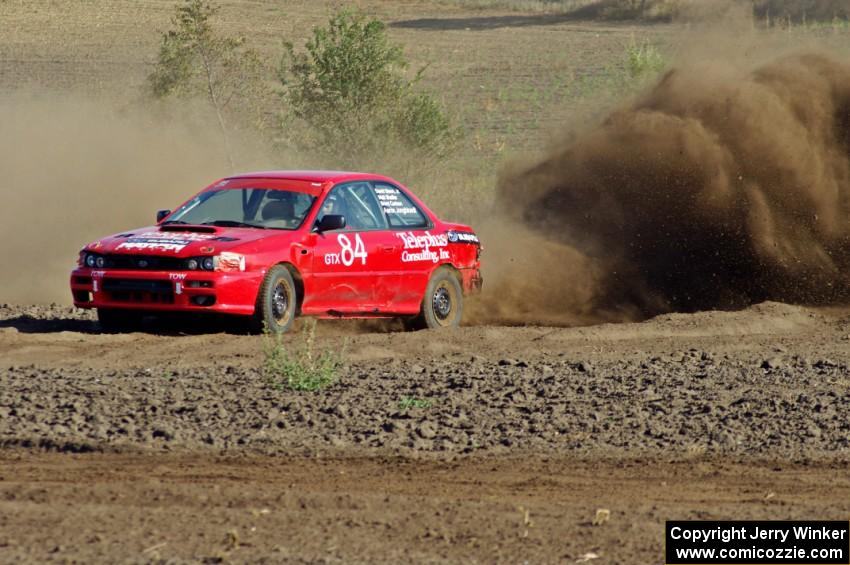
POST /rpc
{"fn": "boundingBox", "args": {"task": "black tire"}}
[409,267,463,330]
[249,265,297,334]
[97,308,143,333]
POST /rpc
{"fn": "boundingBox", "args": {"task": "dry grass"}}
[434,0,595,12]
[592,508,610,526]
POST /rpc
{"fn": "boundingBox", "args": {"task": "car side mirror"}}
[156,209,171,223]
[316,214,346,232]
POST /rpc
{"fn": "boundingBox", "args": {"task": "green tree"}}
[149,0,266,169]
[279,9,455,167]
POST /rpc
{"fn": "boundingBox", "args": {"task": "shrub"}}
[263,320,344,392]
[625,39,666,79]
[149,0,268,168]
[398,396,432,411]
[279,8,456,167]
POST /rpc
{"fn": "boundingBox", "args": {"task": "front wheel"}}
[249,265,297,334]
[409,267,463,330]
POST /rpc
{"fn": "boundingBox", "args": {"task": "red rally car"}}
[70,171,482,332]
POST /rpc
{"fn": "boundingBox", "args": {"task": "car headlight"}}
[185,257,216,271]
[85,254,97,267]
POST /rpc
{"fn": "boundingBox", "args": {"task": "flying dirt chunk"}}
[503,53,850,314]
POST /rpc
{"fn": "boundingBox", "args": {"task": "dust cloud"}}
[483,51,850,323]
[7,47,850,326]
[0,92,269,303]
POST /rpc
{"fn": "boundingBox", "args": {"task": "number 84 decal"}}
[324,233,368,266]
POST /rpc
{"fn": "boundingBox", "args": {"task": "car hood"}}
[86,225,282,257]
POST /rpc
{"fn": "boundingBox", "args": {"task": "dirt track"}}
[3,453,850,564]
[2,302,850,562]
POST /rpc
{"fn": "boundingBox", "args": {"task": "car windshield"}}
[165,188,315,230]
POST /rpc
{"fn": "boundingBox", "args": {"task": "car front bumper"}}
[70,267,263,315]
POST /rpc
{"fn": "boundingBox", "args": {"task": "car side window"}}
[317,182,387,231]
[372,182,429,229]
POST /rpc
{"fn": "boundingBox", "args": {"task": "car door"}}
[307,182,389,313]
[372,181,443,312]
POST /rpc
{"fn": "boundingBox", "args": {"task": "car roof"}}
[226,170,392,184]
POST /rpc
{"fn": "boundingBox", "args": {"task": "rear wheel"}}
[408,267,463,330]
[97,308,143,333]
[249,265,297,334]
